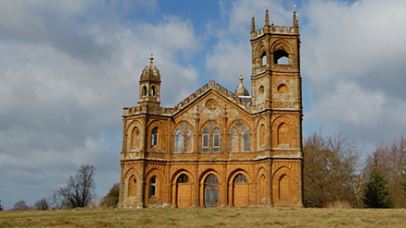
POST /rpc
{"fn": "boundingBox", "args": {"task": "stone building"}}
[118,9,303,208]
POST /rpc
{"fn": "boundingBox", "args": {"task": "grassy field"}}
[1,208,406,227]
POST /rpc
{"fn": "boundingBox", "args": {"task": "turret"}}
[138,55,161,106]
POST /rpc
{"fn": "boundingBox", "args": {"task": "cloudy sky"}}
[1,0,406,209]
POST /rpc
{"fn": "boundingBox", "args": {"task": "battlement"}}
[251,25,298,39]
[250,9,299,39]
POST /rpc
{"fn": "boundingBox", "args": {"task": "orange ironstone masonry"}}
[118,9,303,208]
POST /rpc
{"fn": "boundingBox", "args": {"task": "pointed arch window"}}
[201,122,221,152]
[229,121,250,152]
[151,127,158,146]
[142,86,147,96]
[174,123,193,153]
[274,49,289,65]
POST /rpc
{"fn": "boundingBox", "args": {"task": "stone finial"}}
[235,74,249,96]
[265,8,270,26]
[149,53,154,65]
[251,16,256,33]
[293,5,299,29]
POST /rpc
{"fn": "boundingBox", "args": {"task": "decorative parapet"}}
[251,25,298,39]
[123,80,253,116]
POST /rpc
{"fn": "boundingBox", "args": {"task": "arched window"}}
[150,85,155,96]
[229,122,250,152]
[177,174,189,184]
[261,52,267,66]
[201,122,221,152]
[277,123,289,146]
[234,174,247,184]
[259,124,265,147]
[151,127,158,146]
[142,86,147,96]
[174,123,193,153]
[274,49,289,65]
[149,176,157,197]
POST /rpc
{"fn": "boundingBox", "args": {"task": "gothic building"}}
[118,9,303,208]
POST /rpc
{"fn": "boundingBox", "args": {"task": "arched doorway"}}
[232,174,249,207]
[204,174,218,207]
[176,174,192,208]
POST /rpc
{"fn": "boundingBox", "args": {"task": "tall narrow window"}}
[131,127,139,150]
[174,129,182,152]
[202,128,209,152]
[142,86,147,96]
[230,128,239,152]
[259,124,265,147]
[150,85,155,96]
[149,176,156,197]
[151,127,158,146]
[213,128,221,152]
[261,52,267,66]
[242,129,250,152]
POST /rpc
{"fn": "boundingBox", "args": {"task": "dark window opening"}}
[142,86,147,96]
[151,127,158,146]
[149,176,156,197]
[177,174,189,184]
[274,50,289,65]
[150,86,155,96]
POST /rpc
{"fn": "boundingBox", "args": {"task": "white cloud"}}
[0,1,199,208]
[205,0,292,89]
[302,0,406,145]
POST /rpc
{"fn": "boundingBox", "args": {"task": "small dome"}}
[140,55,161,82]
[235,75,250,96]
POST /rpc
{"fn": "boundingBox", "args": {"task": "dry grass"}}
[1,207,406,227]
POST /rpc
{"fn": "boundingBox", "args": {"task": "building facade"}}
[118,9,303,208]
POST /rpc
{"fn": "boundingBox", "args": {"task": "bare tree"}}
[303,132,360,208]
[34,198,49,210]
[12,200,30,210]
[53,164,96,208]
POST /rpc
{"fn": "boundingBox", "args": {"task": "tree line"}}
[304,132,406,208]
[3,132,406,210]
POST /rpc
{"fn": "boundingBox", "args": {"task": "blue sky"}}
[1,0,406,209]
